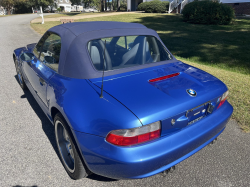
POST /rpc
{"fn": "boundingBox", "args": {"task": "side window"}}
[40,33,61,72]
[33,33,48,58]
[116,36,127,49]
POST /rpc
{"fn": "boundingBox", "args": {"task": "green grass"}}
[79,13,250,75]
[183,59,250,132]
[43,12,103,18]
[30,13,250,131]
[31,21,61,35]
[32,13,250,75]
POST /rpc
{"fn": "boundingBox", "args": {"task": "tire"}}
[15,58,27,90]
[54,113,90,180]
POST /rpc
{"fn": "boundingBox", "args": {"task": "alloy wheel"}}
[55,121,75,173]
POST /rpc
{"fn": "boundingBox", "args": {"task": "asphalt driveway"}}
[0,14,250,187]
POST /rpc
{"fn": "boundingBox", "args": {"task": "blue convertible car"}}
[13,22,233,180]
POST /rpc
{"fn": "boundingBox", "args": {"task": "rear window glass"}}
[87,35,172,71]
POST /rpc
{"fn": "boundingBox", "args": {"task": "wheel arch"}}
[13,53,17,66]
[51,106,61,123]
[13,53,16,61]
[50,106,92,174]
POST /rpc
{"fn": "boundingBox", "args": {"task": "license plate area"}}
[186,102,210,125]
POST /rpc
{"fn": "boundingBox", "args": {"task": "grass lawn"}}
[183,59,250,132]
[43,12,103,18]
[31,21,61,35]
[30,13,250,131]
[31,13,250,75]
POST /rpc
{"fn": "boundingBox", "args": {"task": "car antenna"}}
[100,40,106,98]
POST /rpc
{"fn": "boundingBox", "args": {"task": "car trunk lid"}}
[90,62,227,136]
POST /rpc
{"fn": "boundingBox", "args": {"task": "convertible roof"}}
[51,21,147,36]
[46,22,176,79]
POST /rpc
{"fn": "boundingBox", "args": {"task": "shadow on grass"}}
[13,186,38,187]
[133,14,250,75]
[15,75,116,182]
[59,12,82,16]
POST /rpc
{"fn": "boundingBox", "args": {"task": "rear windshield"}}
[87,35,172,71]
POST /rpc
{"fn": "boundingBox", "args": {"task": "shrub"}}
[182,1,235,25]
[162,1,170,11]
[137,0,169,13]
[137,2,147,11]
[120,4,127,11]
[14,2,32,14]
[57,8,62,12]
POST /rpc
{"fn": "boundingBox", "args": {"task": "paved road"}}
[0,14,250,187]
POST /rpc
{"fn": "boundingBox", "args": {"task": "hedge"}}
[182,1,235,25]
[138,0,169,13]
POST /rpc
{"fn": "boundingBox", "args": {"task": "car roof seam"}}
[73,28,150,36]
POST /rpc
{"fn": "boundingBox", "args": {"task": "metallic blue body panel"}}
[47,74,143,136]
[13,36,233,179]
[91,62,227,130]
[73,101,233,179]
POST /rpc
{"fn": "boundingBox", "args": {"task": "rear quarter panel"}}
[47,74,142,137]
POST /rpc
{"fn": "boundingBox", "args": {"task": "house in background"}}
[56,0,72,12]
[0,6,14,15]
[0,6,5,15]
[127,0,250,15]
[220,0,250,15]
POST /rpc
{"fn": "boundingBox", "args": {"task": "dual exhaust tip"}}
[161,137,218,177]
[161,166,176,176]
[210,137,218,145]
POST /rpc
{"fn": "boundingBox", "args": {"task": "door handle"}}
[39,77,45,86]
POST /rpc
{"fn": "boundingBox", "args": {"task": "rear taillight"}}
[148,73,180,83]
[106,121,161,146]
[217,91,229,109]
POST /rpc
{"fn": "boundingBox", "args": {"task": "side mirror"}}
[20,52,35,62]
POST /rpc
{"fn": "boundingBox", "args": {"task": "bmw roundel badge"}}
[187,89,197,97]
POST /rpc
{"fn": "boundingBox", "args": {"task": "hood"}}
[90,62,227,135]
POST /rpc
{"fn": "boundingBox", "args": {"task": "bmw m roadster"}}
[13,21,233,180]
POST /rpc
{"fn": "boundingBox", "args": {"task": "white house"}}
[56,0,72,12]
[127,0,250,15]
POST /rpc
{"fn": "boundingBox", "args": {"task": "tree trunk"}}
[101,0,104,11]
[117,0,120,11]
[105,0,107,11]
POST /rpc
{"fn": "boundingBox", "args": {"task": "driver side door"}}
[23,32,61,107]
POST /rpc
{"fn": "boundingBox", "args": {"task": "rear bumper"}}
[73,101,233,179]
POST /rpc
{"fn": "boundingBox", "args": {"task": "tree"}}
[29,0,54,10]
[90,0,101,10]
[0,0,26,14]
[117,0,120,11]
[70,0,81,5]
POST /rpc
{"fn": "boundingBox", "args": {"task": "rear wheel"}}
[54,113,90,180]
[15,58,27,90]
